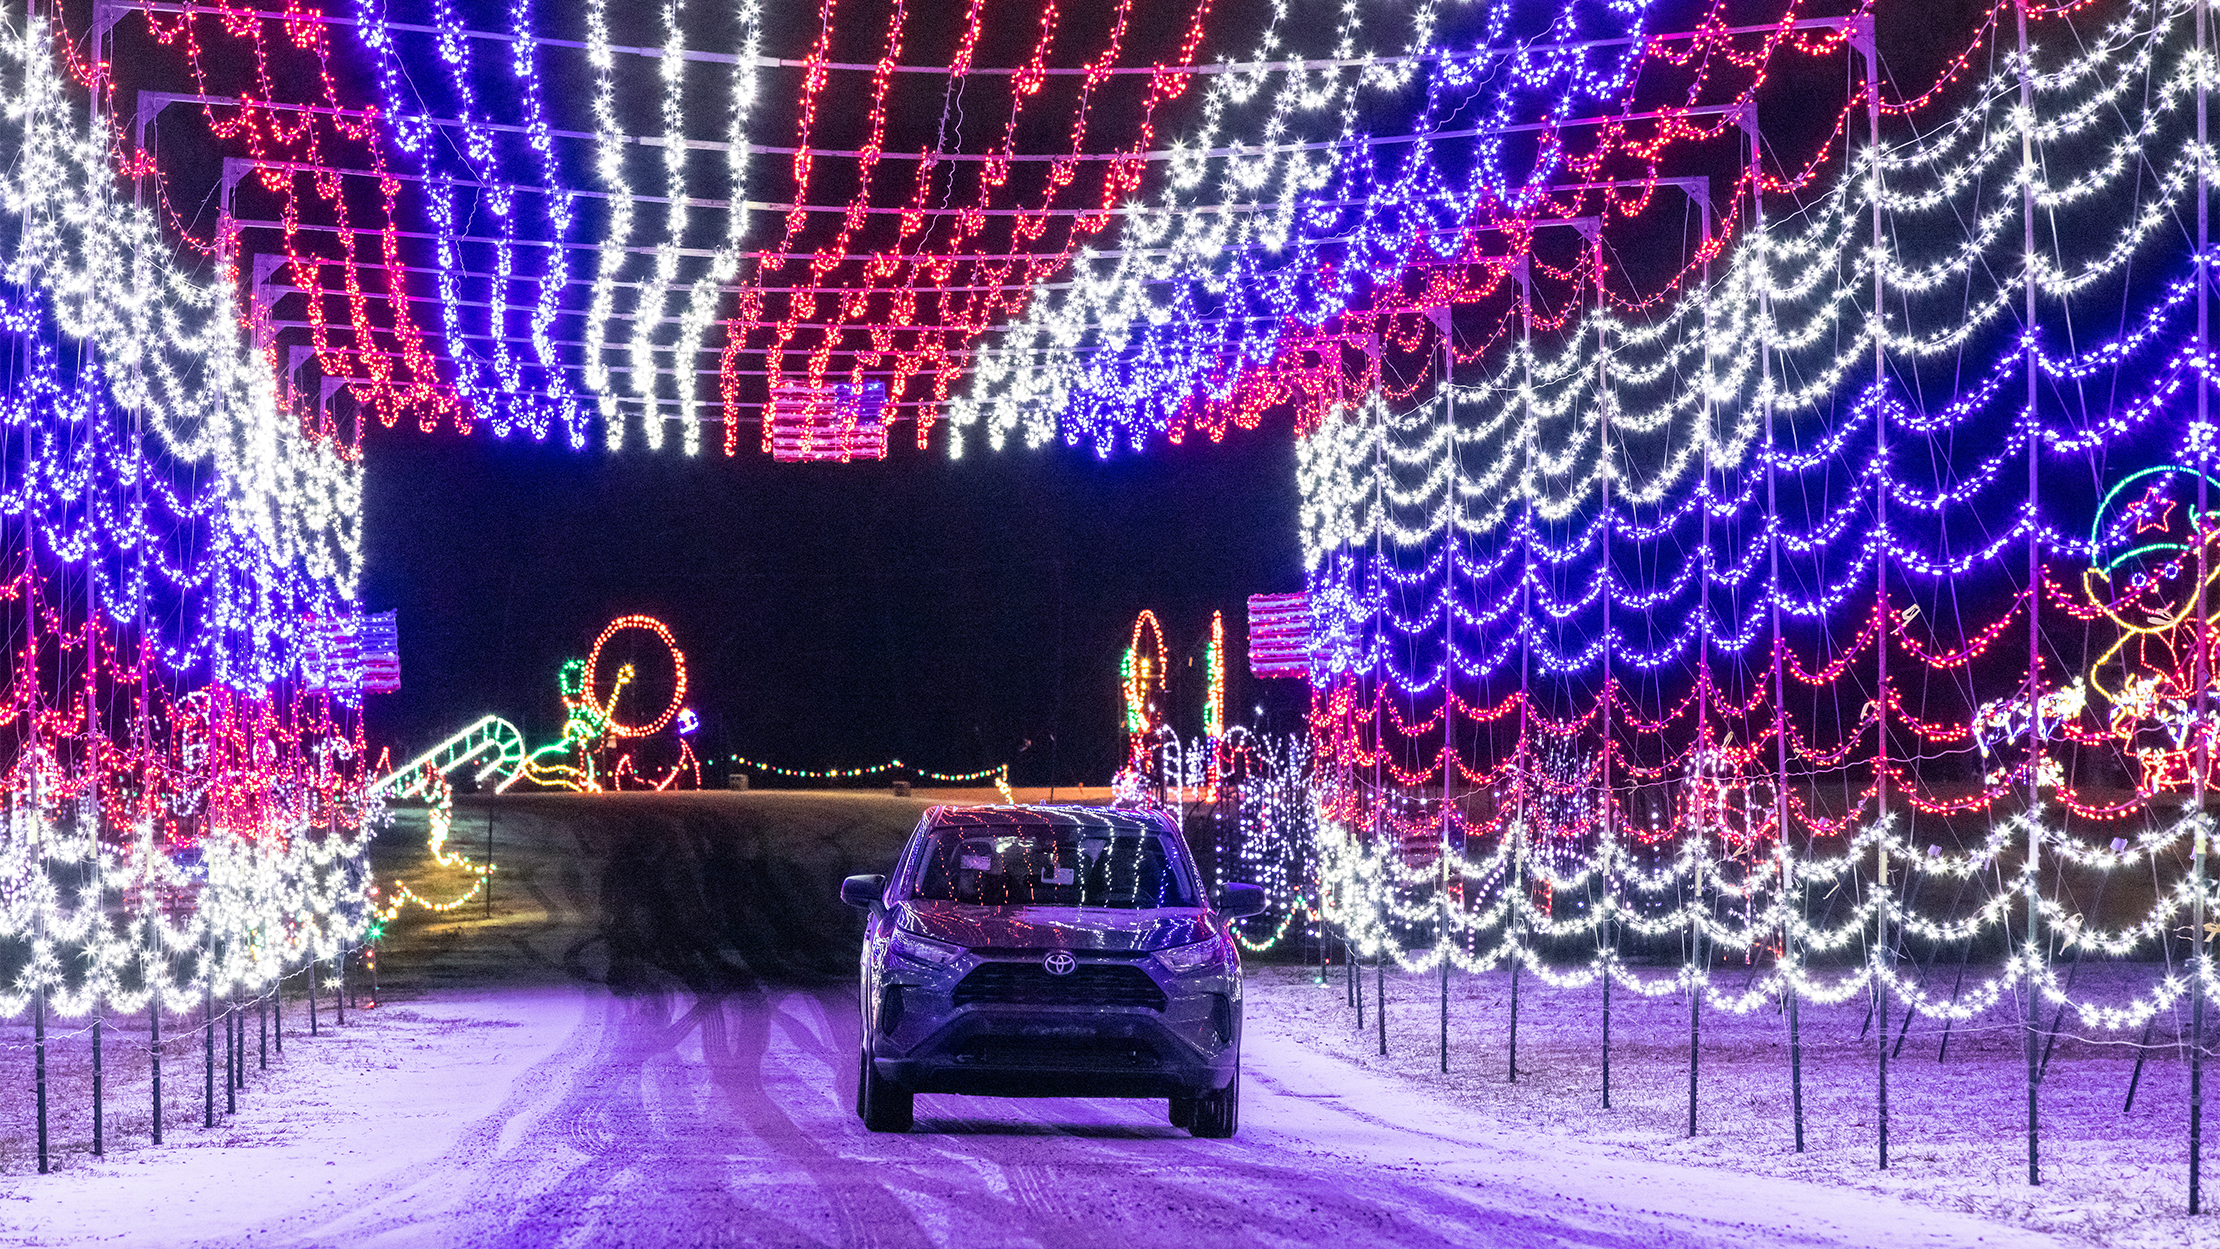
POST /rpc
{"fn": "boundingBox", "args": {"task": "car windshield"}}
[908,822,1198,909]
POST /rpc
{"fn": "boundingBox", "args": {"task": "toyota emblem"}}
[1043,951,1077,976]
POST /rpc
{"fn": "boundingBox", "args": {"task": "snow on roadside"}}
[0,964,2202,1247]
[1243,960,2216,1249]
[0,989,585,1248]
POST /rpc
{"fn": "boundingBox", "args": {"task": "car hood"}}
[897,900,1213,953]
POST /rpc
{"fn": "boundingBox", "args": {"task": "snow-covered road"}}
[0,983,2061,1248]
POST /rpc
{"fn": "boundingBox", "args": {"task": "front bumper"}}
[869,959,1241,1099]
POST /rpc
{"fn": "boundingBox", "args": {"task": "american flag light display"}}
[360,610,402,694]
[1246,594,1311,680]
[303,611,400,696]
[768,383,891,464]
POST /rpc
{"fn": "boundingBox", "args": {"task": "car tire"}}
[1168,1095,1196,1128]
[859,1048,914,1133]
[1188,1066,1238,1138]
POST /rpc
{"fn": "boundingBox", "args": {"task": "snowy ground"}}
[0,989,588,1244]
[1244,958,2218,1249]
[0,794,2173,1246]
[0,978,2082,1248]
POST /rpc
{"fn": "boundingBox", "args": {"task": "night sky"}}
[361,425,1308,789]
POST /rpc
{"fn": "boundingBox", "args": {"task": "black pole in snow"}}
[1376,951,1387,1056]
[1354,938,1364,1027]
[1790,971,1805,1152]
[92,1015,103,1157]
[1790,867,1806,1152]
[203,975,214,1129]
[1602,948,1612,1110]
[150,992,162,1146]
[1689,940,1701,1137]
[1937,936,1975,1061]
[2125,1015,2158,1114]
[1508,952,1521,1083]
[1344,929,1355,1010]
[34,987,47,1174]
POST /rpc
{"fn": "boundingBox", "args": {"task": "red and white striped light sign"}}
[768,382,890,462]
[1246,593,1310,679]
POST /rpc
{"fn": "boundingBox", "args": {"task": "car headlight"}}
[1154,934,1228,975]
[888,926,966,970]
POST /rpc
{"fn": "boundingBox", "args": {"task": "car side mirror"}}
[1217,882,1267,919]
[839,874,887,909]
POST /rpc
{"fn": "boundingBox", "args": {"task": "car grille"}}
[952,960,1167,1011]
[952,1037,1161,1069]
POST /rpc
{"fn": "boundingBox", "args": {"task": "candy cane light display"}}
[380,614,703,795]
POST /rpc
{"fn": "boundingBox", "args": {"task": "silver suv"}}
[840,805,1264,1136]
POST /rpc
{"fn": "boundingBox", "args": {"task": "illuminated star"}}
[2130,484,2177,534]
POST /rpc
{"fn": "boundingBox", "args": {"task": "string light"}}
[6,0,2215,1100]
[495,615,700,792]
[952,0,1895,455]
[727,756,1007,783]
[130,0,457,440]
[1287,0,2220,1052]
[1120,609,1168,770]
[370,768,493,923]
[728,756,1015,802]
[0,5,379,1025]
